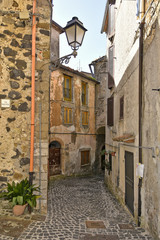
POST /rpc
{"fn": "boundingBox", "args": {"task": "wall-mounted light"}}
[50,17,87,70]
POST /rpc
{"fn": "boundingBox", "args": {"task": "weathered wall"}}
[105,51,139,218]
[0,0,51,213]
[142,10,160,239]
[50,67,97,175]
[109,0,139,86]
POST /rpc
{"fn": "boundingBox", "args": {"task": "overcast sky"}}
[52,0,107,72]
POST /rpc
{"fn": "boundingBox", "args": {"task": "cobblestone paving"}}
[0,175,154,240]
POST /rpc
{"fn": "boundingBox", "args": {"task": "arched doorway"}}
[49,141,61,176]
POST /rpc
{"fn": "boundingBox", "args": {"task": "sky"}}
[52,0,107,73]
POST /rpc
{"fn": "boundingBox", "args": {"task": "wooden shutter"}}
[120,96,124,119]
[108,4,115,39]
[108,45,114,89]
[107,96,114,126]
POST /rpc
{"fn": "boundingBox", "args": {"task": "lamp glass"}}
[76,25,85,46]
[64,17,87,50]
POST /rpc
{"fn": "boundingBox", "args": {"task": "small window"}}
[107,96,114,126]
[81,150,90,166]
[82,111,88,126]
[108,45,115,89]
[120,96,124,120]
[64,107,72,124]
[64,75,72,101]
[82,82,87,105]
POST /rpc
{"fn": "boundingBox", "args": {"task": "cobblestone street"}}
[0,175,154,240]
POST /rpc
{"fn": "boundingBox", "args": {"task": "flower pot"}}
[13,204,28,216]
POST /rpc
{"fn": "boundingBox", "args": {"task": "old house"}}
[101,0,160,238]
[50,65,97,176]
[0,0,51,213]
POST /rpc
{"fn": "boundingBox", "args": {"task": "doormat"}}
[86,220,106,229]
[31,214,46,221]
[0,217,31,238]
[79,234,119,240]
[118,223,134,229]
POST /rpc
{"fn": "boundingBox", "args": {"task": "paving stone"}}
[0,175,154,240]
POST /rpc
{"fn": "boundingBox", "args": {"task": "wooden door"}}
[125,151,134,215]
[49,148,61,176]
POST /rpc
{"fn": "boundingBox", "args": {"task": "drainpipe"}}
[29,0,37,186]
[138,0,145,227]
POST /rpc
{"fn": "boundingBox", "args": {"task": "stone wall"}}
[91,56,108,173]
[142,10,160,239]
[0,0,51,213]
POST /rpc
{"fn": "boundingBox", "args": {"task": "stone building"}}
[101,0,160,239]
[89,56,108,173]
[0,0,51,213]
[50,65,97,176]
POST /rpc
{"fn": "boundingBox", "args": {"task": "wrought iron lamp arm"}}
[50,50,77,71]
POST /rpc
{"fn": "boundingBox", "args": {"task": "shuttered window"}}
[107,96,114,126]
[64,75,72,101]
[108,45,115,89]
[108,4,115,39]
[120,96,124,120]
[64,108,72,124]
[81,150,90,166]
[82,82,87,105]
[82,111,88,126]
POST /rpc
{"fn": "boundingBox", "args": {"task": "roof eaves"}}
[60,65,98,83]
[101,0,109,34]
[52,20,64,34]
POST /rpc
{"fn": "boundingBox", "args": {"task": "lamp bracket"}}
[49,50,77,71]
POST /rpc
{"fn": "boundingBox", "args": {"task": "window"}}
[81,150,90,166]
[108,4,115,39]
[108,45,115,89]
[64,75,72,101]
[64,107,72,124]
[82,111,88,126]
[107,96,114,126]
[120,96,124,120]
[82,82,87,105]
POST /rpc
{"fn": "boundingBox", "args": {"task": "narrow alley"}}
[1,175,153,240]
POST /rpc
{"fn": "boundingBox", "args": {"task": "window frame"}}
[82,81,87,106]
[120,96,124,120]
[107,96,114,126]
[64,107,72,124]
[82,111,89,126]
[63,75,72,101]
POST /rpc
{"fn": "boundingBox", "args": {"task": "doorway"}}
[125,151,134,215]
[49,141,61,176]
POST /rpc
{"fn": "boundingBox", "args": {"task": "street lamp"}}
[50,17,87,70]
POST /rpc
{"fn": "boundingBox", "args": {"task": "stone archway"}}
[94,126,105,173]
[49,141,61,176]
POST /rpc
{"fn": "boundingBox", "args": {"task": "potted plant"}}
[0,178,41,216]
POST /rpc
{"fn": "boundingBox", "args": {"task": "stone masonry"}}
[0,0,51,213]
